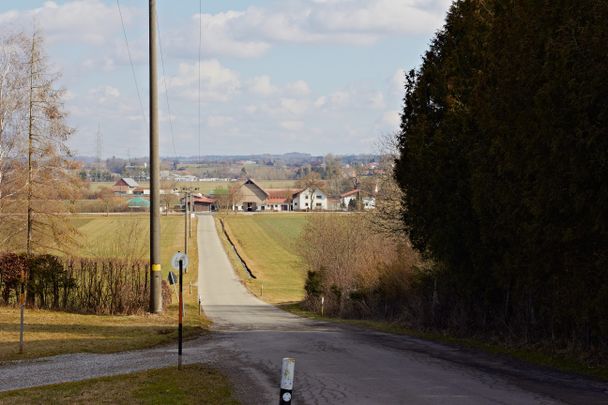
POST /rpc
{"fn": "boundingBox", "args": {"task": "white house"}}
[292,188,327,211]
[340,189,360,209]
[362,196,376,210]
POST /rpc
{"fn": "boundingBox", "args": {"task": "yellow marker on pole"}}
[152,264,161,272]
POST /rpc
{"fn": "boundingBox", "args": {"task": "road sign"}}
[171,252,188,270]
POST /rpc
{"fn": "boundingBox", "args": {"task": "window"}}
[305,203,309,207]
[316,203,322,207]
[316,195,323,199]
[305,195,309,199]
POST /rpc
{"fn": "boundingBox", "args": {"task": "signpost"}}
[171,251,188,370]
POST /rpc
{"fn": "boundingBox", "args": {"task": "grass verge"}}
[0,364,239,404]
[216,213,308,304]
[281,303,608,381]
[0,215,207,362]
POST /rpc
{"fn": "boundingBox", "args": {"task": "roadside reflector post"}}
[279,357,295,404]
[171,251,188,371]
[321,295,325,317]
[198,296,202,316]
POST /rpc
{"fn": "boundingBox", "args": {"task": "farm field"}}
[219,213,309,304]
[71,214,190,277]
[0,214,204,361]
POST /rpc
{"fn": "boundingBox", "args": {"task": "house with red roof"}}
[232,178,328,211]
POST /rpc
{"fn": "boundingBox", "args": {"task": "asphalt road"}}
[1,214,607,404]
[195,213,608,405]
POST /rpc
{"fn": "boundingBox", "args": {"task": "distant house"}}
[292,188,327,211]
[182,195,216,212]
[340,189,360,209]
[113,178,139,194]
[362,196,376,210]
[340,189,376,210]
[133,187,150,196]
[230,178,329,211]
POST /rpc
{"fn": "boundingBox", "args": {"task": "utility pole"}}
[184,191,189,255]
[96,123,103,182]
[149,0,162,313]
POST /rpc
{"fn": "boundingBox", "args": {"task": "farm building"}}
[181,195,216,212]
[127,197,150,210]
[113,177,139,194]
[231,178,327,212]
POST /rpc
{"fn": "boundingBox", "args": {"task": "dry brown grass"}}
[0,216,206,362]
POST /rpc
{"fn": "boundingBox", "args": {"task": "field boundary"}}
[218,218,256,279]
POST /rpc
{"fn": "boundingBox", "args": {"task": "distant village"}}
[78,153,388,213]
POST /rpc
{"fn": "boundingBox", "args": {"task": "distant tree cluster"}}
[395,1,608,351]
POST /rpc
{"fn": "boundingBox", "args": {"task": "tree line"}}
[299,0,608,363]
[394,1,608,352]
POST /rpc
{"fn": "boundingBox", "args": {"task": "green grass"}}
[219,213,309,303]
[0,214,206,362]
[71,215,190,278]
[0,364,239,404]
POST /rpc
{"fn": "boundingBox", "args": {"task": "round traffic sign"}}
[171,252,189,270]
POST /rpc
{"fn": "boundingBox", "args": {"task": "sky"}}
[0,0,453,158]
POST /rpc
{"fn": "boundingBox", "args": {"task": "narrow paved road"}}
[196,213,608,405]
[1,214,607,404]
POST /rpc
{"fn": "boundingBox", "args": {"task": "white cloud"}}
[314,96,327,108]
[279,98,309,115]
[167,60,241,102]
[248,75,278,96]
[369,91,385,109]
[0,0,137,46]
[382,110,401,128]
[392,68,406,94]
[89,85,121,104]
[286,80,311,96]
[162,0,451,59]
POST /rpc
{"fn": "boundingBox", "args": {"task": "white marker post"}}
[171,251,188,370]
[279,357,295,404]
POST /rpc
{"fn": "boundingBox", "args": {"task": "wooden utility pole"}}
[149,0,162,313]
[184,191,189,255]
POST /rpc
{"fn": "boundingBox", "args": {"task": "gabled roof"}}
[243,178,269,196]
[266,189,296,204]
[116,177,139,188]
[291,188,307,198]
[192,196,215,204]
[340,189,360,198]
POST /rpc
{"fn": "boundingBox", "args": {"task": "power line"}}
[116,0,147,126]
[156,15,178,158]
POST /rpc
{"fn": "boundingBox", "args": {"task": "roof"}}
[340,189,360,198]
[115,177,139,188]
[192,196,215,204]
[243,178,269,196]
[266,189,296,204]
[127,197,150,208]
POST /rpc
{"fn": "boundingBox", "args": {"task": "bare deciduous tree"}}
[0,30,81,254]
